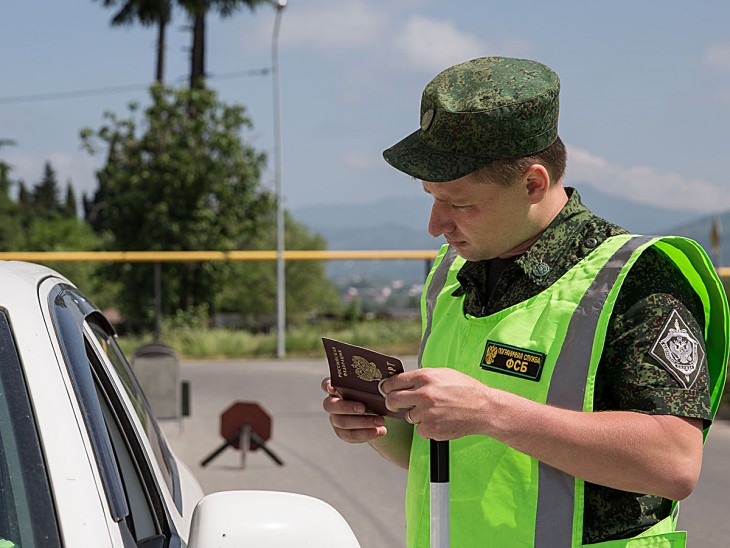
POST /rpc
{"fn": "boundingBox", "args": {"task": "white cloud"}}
[341,144,730,214]
[703,43,730,72]
[392,16,532,74]
[242,5,531,74]
[243,0,388,51]
[567,145,730,214]
[282,0,387,49]
[698,43,730,106]
[393,16,487,74]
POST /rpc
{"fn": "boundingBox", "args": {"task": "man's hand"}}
[321,377,387,443]
[379,368,494,441]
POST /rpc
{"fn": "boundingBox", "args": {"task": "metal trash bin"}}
[131,342,189,420]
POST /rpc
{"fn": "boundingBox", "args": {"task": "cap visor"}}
[383,129,482,182]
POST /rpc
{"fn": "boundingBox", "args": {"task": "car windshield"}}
[0,309,61,548]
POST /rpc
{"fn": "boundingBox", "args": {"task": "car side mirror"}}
[187,490,361,547]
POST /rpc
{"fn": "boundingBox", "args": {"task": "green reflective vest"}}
[406,235,729,548]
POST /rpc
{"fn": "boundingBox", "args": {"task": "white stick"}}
[430,440,450,547]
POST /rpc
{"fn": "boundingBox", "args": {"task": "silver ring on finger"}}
[405,408,418,425]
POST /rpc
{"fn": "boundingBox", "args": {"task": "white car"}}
[0,261,360,548]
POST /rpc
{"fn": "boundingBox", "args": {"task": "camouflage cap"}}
[382,57,560,182]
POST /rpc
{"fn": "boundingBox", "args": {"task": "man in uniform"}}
[322,57,728,547]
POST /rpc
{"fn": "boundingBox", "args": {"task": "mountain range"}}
[292,183,727,284]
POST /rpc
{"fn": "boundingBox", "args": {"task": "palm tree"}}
[94,0,172,83]
[179,0,269,88]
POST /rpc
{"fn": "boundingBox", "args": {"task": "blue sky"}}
[2,0,730,218]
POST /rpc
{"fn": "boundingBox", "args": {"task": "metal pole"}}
[430,439,450,547]
[154,261,161,341]
[240,425,252,468]
[272,0,287,358]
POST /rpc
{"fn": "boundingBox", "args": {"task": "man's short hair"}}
[475,136,567,187]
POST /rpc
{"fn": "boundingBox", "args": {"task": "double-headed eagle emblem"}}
[650,310,704,389]
[352,355,382,382]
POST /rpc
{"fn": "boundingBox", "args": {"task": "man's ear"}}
[522,164,550,204]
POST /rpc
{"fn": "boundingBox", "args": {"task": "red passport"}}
[322,338,407,420]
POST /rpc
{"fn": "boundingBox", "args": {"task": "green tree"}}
[217,212,342,329]
[179,0,268,88]
[83,86,340,332]
[95,1,270,90]
[94,0,172,82]
[81,84,273,330]
[0,143,111,306]
[63,182,78,219]
[16,181,33,233]
[22,216,114,308]
[0,151,22,251]
[32,162,62,220]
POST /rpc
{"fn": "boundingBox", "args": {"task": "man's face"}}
[423,173,533,261]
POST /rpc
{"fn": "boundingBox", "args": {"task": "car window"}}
[85,336,185,548]
[90,321,147,425]
[87,319,181,509]
[49,287,129,525]
[91,352,160,543]
[49,284,181,546]
[0,309,61,548]
[48,284,183,514]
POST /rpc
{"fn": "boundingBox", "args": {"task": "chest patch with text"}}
[480,341,546,381]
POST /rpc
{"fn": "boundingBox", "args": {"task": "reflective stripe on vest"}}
[418,245,459,368]
[534,236,651,548]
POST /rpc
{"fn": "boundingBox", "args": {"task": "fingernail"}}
[354,403,365,413]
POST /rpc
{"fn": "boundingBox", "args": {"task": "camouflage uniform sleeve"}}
[595,246,712,424]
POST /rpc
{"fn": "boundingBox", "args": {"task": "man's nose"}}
[428,202,454,237]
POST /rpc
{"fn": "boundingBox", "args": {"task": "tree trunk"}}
[155,9,168,83]
[190,11,206,88]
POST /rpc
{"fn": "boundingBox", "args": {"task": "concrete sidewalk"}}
[160,358,730,547]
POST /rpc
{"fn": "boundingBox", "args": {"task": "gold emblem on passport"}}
[352,355,383,382]
[481,341,545,382]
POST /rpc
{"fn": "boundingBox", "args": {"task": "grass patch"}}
[117,317,422,360]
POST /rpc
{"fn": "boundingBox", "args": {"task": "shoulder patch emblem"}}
[649,309,705,389]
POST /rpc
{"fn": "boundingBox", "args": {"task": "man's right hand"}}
[321,377,387,443]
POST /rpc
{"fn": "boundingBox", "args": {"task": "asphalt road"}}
[160,358,730,547]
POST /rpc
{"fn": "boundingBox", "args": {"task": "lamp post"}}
[272,0,287,358]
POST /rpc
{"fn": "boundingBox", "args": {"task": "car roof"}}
[0,261,71,301]
[0,260,67,281]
